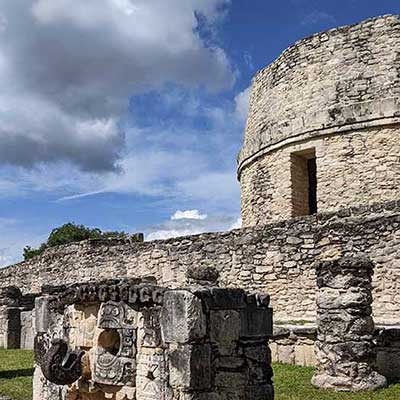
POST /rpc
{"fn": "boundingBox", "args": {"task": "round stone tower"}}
[238,15,400,227]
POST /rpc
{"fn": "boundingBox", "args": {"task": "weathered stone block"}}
[21,310,34,349]
[179,393,220,400]
[169,344,212,390]
[241,307,273,338]
[196,288,247,311]
[210,310,241,344]
[294,344,316,367]
[215,371,246,388]
[313,256,387,391]
[245,385,274,400]
[161,290,206,344]
[136,348,172,400]
[137,308,162,348]
[35,298,50,333]
[33,281,275,399]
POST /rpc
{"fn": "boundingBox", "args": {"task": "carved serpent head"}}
[41,338,85,385]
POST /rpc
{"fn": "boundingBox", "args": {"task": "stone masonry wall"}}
[238,15,400,226]
[1,201,400,325]
[239,15,400,169]
[240,126,400,226]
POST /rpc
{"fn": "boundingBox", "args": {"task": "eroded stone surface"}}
[33,280,274,400]
[312,256,387,391]
[239,15,400,226]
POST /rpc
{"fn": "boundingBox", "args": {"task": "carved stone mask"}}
[92,301,137,387]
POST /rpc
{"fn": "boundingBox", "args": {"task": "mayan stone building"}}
[239,14,400,226]
[0,13,400,381]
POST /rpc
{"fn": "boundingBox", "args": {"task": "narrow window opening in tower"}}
[290,148,317,217]
[308,157,318,214]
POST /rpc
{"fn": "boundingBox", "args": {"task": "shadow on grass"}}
[387,377,400,386]
[0,369,34,379]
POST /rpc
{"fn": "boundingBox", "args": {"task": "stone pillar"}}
[0,287,22,349]
[312,256,387,391]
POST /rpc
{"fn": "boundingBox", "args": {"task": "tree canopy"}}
[23,223,127,260]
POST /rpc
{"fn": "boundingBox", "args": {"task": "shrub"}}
[23,223,127,260]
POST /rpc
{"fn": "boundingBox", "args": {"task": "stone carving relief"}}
[93,302,137,387]
[41,338,84,385]
[33,278,274,400]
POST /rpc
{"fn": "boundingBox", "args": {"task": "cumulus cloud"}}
[0,0,233,171]
[171,210,207,220]
[234,86,251,122]
[146,211,239,241]
[46,87,243,211]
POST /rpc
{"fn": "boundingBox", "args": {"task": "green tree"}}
[23,223,128,260]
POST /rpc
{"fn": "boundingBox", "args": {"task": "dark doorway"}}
[290,149,317,217]
[308,158,317,215]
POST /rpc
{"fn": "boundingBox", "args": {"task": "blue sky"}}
[0,0,399,266]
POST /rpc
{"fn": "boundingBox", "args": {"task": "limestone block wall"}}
[0,201,399,325]
[270,324,317,367]
[240,126,400,226]
[238,15,400,226]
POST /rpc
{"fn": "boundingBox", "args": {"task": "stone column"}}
[0,287,22,349]
[312,256,387,391]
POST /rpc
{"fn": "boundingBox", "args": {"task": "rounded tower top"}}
[238,14,400,177]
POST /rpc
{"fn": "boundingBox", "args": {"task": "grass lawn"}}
[274,363,400,400]
[0,349,33,400]
[0,350,400,400]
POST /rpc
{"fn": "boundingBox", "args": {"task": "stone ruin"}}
[312,256,387,391]
[0,13,399,396]
[33,277,274,400]
[0,286,37,349]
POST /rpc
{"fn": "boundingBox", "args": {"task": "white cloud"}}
[37,88,244,212]
[0,0,234,171]
[171,210,208,220]
[146,211,239,241]
[0,83,245,224]
[234,86,251,122]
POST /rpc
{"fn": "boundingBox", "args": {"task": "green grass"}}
[0,349,33,400]
[274,363,400,400]
[0,351,400,400]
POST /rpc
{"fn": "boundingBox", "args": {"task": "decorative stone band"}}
[238,111,400,178]
[41,278,166,312]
